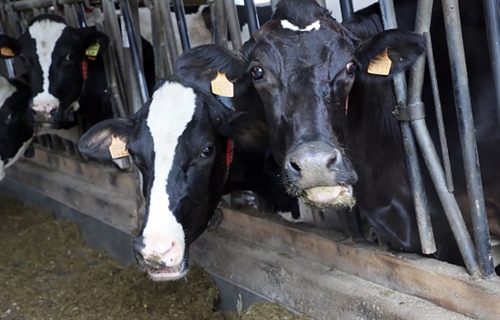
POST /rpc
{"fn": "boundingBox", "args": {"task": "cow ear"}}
[78,118,134,160]
[354,29,425,78]
[175,44,247,94]
[0,35,20,58]
[223,112,269,151]
[79,27,110,60]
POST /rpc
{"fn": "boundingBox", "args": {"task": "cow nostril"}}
[327,150,342,171]
[289,161,301,173]
[49,109,57,116]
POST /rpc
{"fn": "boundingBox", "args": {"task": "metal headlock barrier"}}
[0,0,497,278]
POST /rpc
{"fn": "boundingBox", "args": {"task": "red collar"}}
[224,139,234,180]
[82,60,88,80]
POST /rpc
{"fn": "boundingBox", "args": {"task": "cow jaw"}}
[304,185,355,209]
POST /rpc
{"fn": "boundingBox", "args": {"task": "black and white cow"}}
[0,14,156,132]
[175,0,500,267]
[0,75,33,180]
[0,14,113,130]
[78,76,309,280]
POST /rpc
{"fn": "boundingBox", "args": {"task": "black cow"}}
[175,0,500,267]
[0,74,33,180]
[0,14,155,131]
[77,76,308,280]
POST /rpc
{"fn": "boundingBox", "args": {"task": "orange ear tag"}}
[0,47,15,57]
[211,71,234,97]
[108,135,130,159]
[367,48,392,76]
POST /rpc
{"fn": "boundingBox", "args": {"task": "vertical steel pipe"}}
[243,0,259,35]
[172,0,191,51]
[156,0,178,73]
[424,32,454,192]
[442,0,494,277]
[121,0,150,106]
[379,0,436,255]
[224,0,243,49]
[339,0,354,21]
[483,0,500,129]
[210,0,228,47]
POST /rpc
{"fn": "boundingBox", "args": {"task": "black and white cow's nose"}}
[31,102,58,123]
[133,235,184,267]
[285,141,352,188]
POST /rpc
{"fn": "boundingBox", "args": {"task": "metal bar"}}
[339,0,354,21]
[224,0,243,49]
[270,0,278,13]
[210,0,228,46]
[172,0,191,51]
[121,0,150,107]
[424,32,454,192]
[74,3,88,28]
[483,0,500,130]
[243,0,259,35]
[379,0,436,255]
[147,0,167,79]
[316,0,326,8]
[157,0,179,70]
[442,0,494,277]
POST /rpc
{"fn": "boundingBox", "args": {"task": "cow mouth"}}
[147,260,188,281]
[303,185,355,209]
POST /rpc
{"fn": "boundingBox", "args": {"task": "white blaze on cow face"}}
[28,20,66,113]
[141,82,197,269]
[280,20,320,32]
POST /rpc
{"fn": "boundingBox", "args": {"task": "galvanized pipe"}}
[483,0,500,130]
[339,0,354,20]
[243,0,259,35]
[379,0,436,255]
[156,0,178,74]
[424,32,454,192]
[224,0,243,49]
[210,0,228,47]
[172,0,191,51]
[442,0,494,277]
[121,0,150,106]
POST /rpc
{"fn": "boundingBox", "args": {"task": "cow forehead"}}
[28,20,66,53]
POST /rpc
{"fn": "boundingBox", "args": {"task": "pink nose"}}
[32,103,57,114]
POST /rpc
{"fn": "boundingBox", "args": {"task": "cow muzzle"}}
[285,141,357,209]
[133,235,189,281]
[31,102,58,123]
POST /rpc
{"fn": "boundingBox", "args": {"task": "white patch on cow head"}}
[281,20,320,32]
[28,20,66,111]
[0,76,16,110]
[141,81,197,270]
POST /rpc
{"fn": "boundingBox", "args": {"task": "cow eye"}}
[201,146,214,158]
[251,66,264,80]
[346,61,356,75]
[65,54,73,61]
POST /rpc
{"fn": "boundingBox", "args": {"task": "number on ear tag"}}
[86,43,100,61]
[211,72,234,97]
[108,135,129,159]
[367,48,392,76]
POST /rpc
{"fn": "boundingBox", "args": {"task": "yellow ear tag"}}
[85,43,100,61]
[367,48,392,76]
[108,135,130,159]
[0,47,15,57]
[211,71,234,97]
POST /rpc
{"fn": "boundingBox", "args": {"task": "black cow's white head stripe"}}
[140,82,197,278]
[280,20,320,32]
[29,20,66,114]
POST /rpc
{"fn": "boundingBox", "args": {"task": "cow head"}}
[175,0,424,210]
[78,78,266,280]
[0,14,109,129]
[0,75,33,180]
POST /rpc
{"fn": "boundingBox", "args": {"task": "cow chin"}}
[286,182,356,210]
[147,259,189,282]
